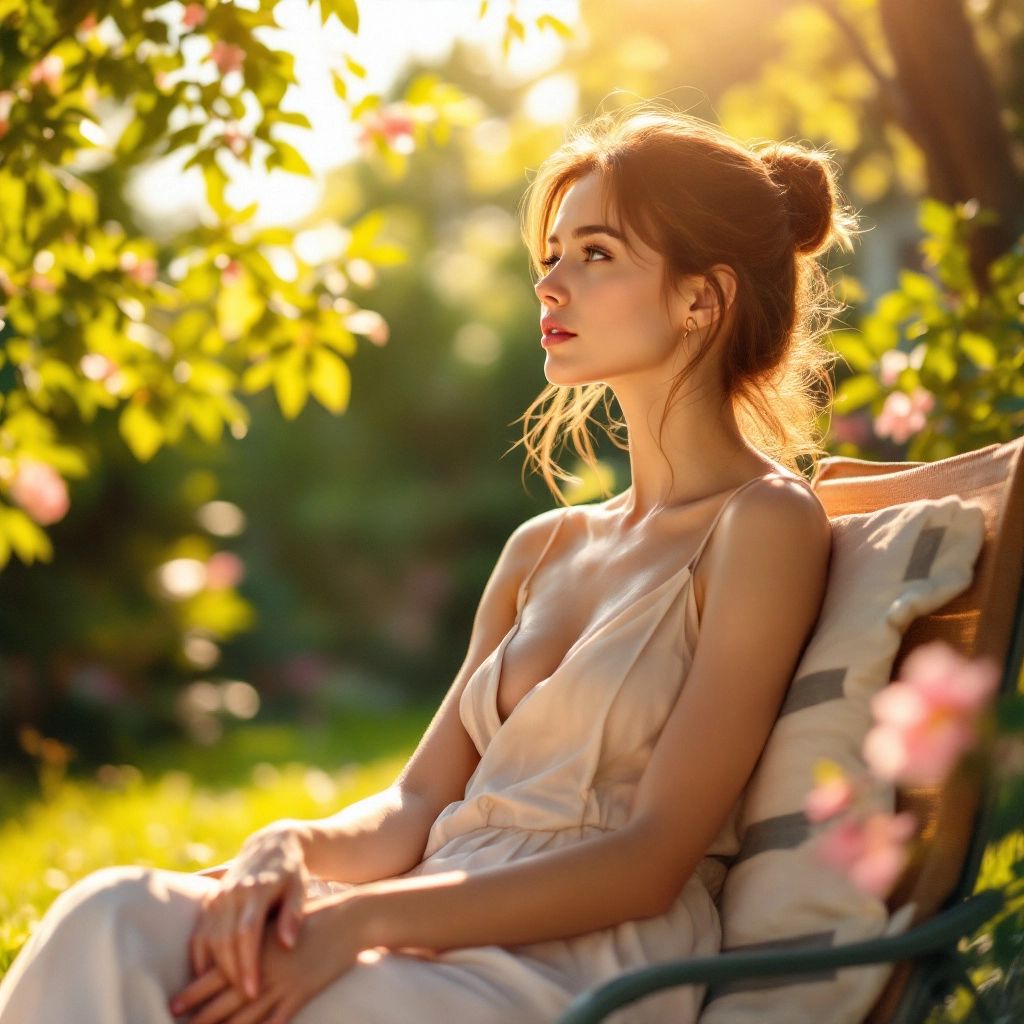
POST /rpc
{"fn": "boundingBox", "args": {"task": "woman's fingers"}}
[234,898,270,999]
[223,992,282,1024]
[188,984,248,1024]
[169,965,226,1016]
[275,877,305,949]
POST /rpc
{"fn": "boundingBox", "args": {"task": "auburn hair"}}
[511,101,861,506]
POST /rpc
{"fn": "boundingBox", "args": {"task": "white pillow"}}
[700,495,986,1024]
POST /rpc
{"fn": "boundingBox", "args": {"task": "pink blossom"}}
[119,251,157,285]
[28,55,64,94]
[0,90,14,141]
[878,349,909,388]
[863,641,1000,786]
[873,387,936,444]
[182,3,207,29]
[357,104,416,154]
[209,40,245,76]
[205,551,245,590]
[9,458,70,526]
[804,772,855,823]
[221,259,242,285]
[817,811,917,898]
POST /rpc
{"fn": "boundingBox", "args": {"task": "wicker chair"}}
[557,434,1024,1024]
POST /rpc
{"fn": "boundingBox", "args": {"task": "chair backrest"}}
[809,435,1024,1021]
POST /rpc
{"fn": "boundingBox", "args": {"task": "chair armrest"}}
[554,890,1004,1024]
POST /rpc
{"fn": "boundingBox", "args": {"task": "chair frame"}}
[555,438,1024,1024]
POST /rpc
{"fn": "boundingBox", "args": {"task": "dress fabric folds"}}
[0,472,803,1024]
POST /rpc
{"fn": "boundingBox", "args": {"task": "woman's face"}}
[534,171,693,388]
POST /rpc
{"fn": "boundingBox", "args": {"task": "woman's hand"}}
[171,896,365,1024]
[186,822,311,1002]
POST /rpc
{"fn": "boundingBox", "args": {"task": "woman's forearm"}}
[338,824,687,953]
[288,785,439,884]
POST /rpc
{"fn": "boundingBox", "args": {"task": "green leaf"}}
[309,347,350,413]
[833,373,880,414]
[345,55,366,79]
[331,70,347,102]
[536,13,573,38]
[322,0,359,33]
[270,140,312,177]
[273,349,308,419]
[2,506,53,564]
[119,402,165,462]
[241,357,277,393]
[959,331,997,370]
[830,330,876,373]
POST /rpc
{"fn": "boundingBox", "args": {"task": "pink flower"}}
[9,458,70,525]
[873,387,936,444]
[0,90,14,141]
[804,770,855,823]
[79,353,119,381]
[119,251,157,285]
[205,551,245,590]
[357,104,416,154]
[182,3,207,29]
[878,349,909,388]
[209,40,245,76]
[863,641,1000,786]
[28,55,64,94]
[221,259,242,285]
[817,811,917,898]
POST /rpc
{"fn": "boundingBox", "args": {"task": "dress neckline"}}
[486,470,806,731]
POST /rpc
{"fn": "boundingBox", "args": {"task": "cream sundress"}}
[0,471,805,1024]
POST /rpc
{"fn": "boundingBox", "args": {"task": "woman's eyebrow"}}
[546,224,625,245]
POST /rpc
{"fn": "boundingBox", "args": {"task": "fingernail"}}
[246,977,257,999]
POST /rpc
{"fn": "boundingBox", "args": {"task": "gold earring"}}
[683,315,698,340]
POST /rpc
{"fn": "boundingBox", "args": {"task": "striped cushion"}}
[700,496,985,1024]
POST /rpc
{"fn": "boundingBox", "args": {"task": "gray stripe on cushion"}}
[779,667,846,716]
[702,931,837,1002]
[736,812,811,863]
[904,525,945,580]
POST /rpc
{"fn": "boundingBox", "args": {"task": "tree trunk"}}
[879,0,1023,290]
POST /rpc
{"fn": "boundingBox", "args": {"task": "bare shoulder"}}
[697,473,831,620]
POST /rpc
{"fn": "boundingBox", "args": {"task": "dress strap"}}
[684,471,811,575]
[516,512,567,609]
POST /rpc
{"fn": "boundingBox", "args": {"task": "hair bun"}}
[759,143,838,256]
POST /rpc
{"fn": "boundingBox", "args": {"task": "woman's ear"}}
[696,265,738,324]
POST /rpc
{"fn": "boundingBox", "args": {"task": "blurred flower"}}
[863,641,1000,786]
[209,40,245,76]
[221,259,242,285]
[28,55,64,94]
[9,458,70,525]
[119,251,158,285]
[182,3,207,29]
[817,810,917,898]
[878,349,910,387]
[873,387,935,444]
[0,90,14,140]
[205,551,245,590]
[345,309,389,346]
[357,103,416,155]
[80,353,119,381]
[803,759,855,823]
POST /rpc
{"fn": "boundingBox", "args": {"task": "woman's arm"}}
[323,480,832,953]
[285,514,566,883]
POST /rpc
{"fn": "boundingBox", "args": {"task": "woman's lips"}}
[541,331,576,348]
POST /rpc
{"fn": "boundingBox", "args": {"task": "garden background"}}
[0,0,1021,1019]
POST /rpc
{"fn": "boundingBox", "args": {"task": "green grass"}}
[0,705,432,978]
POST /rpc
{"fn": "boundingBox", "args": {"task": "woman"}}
[0,103,855,1024]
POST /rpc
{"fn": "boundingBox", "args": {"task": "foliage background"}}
[0,0,1021,1017]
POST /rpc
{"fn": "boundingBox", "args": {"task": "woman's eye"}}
[539,245,610,269]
